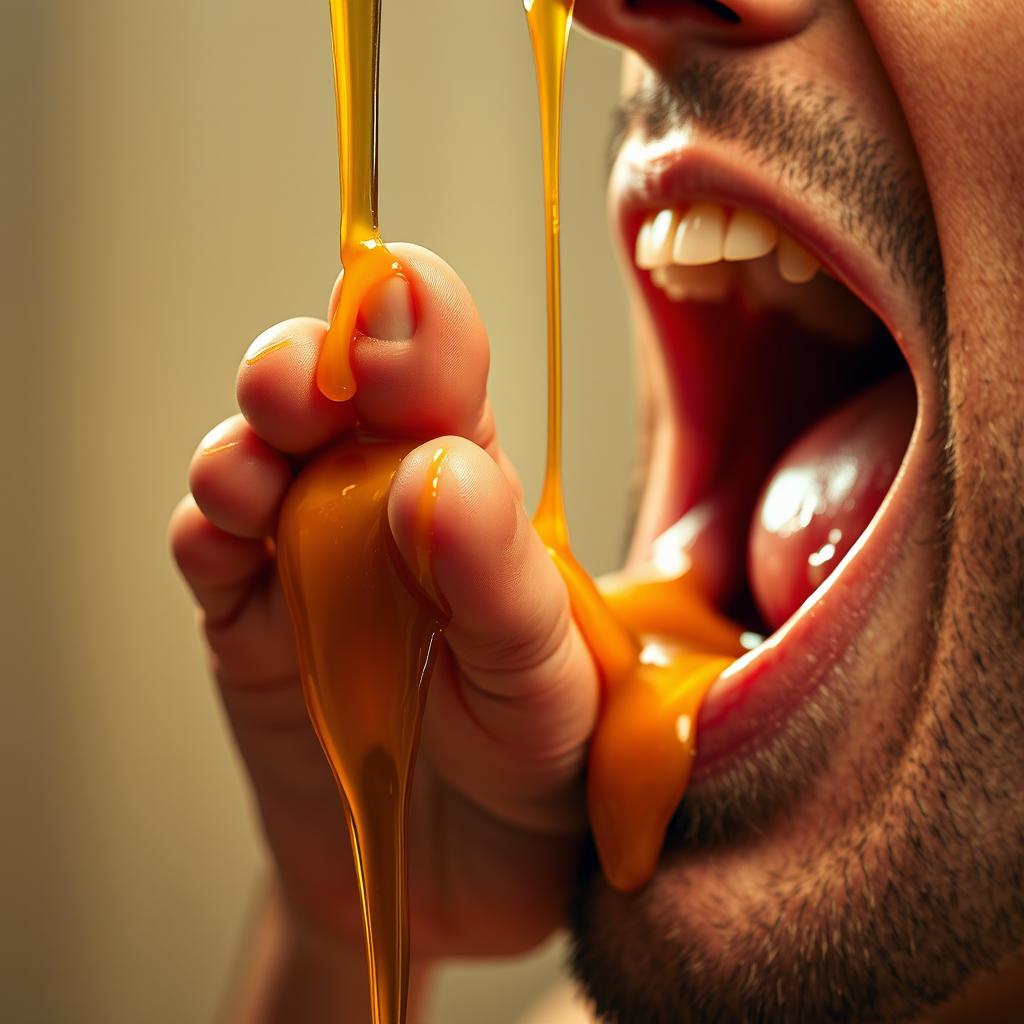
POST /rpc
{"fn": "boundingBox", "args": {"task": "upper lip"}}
[606,129,945,775]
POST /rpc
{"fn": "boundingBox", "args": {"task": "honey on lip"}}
[522,0,741,892]
[274,2,745,1021]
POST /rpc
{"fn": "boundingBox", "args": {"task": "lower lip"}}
[689,409,932,775]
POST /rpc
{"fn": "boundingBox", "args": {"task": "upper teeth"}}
[635,203,820,301]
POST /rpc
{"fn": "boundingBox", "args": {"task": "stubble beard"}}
[567,64,1024,1024]
[568,352,1024,1024]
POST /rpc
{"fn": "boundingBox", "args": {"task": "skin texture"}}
[565,1,1024,1022]
[170,2,1023,1021]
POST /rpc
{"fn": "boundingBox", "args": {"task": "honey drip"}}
[278,4,435,1022]
[317,0,403,402]
[524,0,743,892]
[278,437,446,1024]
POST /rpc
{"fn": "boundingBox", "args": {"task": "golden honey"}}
[523,0,741,892]
[275,3,747,1021]
[317,0,403,402]
[278,437,446,1024]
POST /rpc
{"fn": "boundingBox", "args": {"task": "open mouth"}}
[608,140,933,779]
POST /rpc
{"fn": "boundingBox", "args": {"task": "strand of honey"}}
[280,4,436,1023]
[317,0,403,402]
[524,0,743,892]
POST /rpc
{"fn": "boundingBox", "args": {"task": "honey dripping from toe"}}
[277,3,431,1024]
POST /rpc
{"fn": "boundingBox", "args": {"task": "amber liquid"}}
[278,438,446,1024]
[277,3,746,1022]
[280,5,433,1023]
[317,0,403,402]
[524,0,741,891]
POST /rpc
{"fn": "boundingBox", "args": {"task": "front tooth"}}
[647,208,680,268]
[652,263,734,302]
[635,210,679,269]
[672,202,726,266]
[723,210,778,261]
[777,232,819,283]
[635,217,656,269]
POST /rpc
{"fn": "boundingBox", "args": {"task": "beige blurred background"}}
[1,1,631,1021]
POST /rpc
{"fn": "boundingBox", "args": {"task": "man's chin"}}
[565,556,944,1024]
[567,833,908,1024]
[566,644,1012,1024]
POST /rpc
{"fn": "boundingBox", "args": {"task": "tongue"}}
[748,373,916,632]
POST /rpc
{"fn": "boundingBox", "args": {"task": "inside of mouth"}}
[638,233,917,643]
